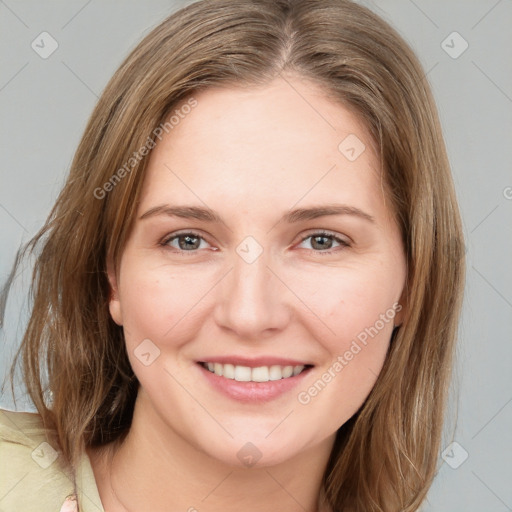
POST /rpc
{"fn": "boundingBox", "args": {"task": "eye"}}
[161,231,212,252]
[160,230,349,254]
[297,231,350,253]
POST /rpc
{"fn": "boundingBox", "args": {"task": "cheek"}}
[118,260,215,350]
[290,260,402,425]
[296,263,400,379]
[294,261,401,347]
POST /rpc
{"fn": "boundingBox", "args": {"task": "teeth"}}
[282,366,293,378]
[269,365,283,381]
[223,363,235,379]
[251,366,269,382]
[293,365,303,376]
[202,362,306,382]
[234,366,251,382]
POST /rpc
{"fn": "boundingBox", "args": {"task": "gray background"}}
[1,1,511,511]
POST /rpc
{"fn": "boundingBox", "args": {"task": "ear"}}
[393,288,408,327]
[107,255,123,326]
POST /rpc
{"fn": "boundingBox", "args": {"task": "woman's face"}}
[108,76,407,468]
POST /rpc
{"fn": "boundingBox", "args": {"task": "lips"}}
[198,356,313,367]
[195,358,313,405]
[196,356,313,402]
[200,361,308,382]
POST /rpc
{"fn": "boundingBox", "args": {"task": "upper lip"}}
[197,356,313,368]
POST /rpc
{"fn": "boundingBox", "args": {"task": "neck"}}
[89,390,335,512]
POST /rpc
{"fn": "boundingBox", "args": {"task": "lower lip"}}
[196,363,312,403]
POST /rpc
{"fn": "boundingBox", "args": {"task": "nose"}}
[213,246,292,340]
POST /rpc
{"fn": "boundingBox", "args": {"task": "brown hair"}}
[4,0,465,510]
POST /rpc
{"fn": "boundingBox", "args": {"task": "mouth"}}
[195,357,314,402]
[198,361,312,383]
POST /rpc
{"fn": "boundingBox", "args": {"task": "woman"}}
[0,0,465,510]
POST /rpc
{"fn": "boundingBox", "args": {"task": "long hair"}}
[4,1,465,510]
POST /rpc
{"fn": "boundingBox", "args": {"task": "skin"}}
[88,75,407,511]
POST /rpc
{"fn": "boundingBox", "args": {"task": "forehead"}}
[139,77,383,219]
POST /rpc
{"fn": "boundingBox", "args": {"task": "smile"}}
[200,362,309,382]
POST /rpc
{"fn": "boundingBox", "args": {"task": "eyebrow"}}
[139,204,375,224]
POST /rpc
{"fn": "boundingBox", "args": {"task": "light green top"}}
[0,408,104,511]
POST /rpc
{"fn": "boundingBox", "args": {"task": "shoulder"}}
[0,408,78,511]
[0,407,55,445]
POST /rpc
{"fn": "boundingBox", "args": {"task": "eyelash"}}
[298,231,351,255]
[160,230,350,256]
